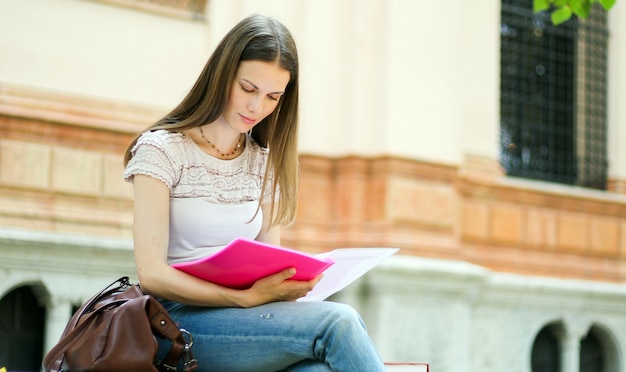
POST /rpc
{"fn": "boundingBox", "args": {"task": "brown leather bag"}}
[43,276,199,372]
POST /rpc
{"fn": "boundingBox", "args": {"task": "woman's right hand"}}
[244,268,323,305]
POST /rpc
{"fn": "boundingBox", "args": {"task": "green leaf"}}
[570,0,592,18]
[554,0,568,6]
[597,0,616,10]
[551,5,573,24]
[534,0,551,12]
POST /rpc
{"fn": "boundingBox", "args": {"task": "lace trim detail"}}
[124,130,275,203]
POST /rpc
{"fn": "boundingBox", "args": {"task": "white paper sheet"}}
[299,247,399,301]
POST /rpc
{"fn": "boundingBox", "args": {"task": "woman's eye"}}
[268,95,279,101]
[241,85,254,93]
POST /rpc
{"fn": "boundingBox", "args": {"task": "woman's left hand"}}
[242,268,323,306]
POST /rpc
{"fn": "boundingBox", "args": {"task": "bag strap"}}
[43,278,198,372]
[44,298,197,372]
[147,298,199,371]
[64,276,132,332]
[43,277,132,371]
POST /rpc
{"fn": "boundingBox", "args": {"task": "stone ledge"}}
[0,226,133,251]
[0,83,164,134]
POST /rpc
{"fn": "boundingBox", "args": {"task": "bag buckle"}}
[180,329,198,371]
[183,344,198,370]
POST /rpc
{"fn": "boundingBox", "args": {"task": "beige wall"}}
[2,0,622,181]
[0,0,502,163]
[384,0,501,164]
[0,0,207,108]
[1,0,625,273]
[2,1,626,369]
[208,0,502,163]
[608,1,626,184]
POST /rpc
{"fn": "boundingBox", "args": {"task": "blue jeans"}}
[157,300,385,372]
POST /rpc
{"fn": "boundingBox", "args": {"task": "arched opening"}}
[531,323,562,372]
[0,285,46,371]
[581,324,622,372]
[580,328,603,372]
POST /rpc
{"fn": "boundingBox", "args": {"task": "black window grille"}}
[500,0,608,189]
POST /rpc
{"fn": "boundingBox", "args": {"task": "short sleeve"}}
[123,131,180,189]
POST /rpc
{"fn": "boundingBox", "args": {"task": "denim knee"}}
[315,302,369,340]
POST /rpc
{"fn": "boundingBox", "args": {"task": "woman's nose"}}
[248,96,262,113]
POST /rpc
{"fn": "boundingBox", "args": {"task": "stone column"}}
[607,2,626,193]
[557,320,591,372]
[43,298,73,358]
[560,331,581,372]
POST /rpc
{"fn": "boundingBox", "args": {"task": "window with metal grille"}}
[500,0,608,189]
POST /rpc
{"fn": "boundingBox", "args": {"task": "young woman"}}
[123,14,385,371]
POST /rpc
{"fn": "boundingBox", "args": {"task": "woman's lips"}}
[240,114,256,125]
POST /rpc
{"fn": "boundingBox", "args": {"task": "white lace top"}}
[123,130,273,263]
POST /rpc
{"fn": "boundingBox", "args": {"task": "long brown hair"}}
[123,14,299,227]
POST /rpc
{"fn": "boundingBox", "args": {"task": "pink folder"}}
[172,238,335,289]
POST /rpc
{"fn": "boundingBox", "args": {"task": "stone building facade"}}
[1,0,625,371]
